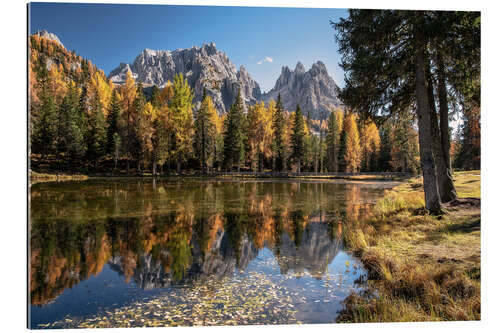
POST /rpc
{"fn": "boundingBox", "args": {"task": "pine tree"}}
[272,94,286,172]
[454,104,480,170]
[119,70,137,174]
[326,110,342,172]
[291,104,305,173]
[85,90,107,168]
[223,91,246,171]
[194,89,217,173]
[334,10,479,211]
[377,122,393,172]
[338,126,347,172]
[57,82,85,164]
[151,96,172,175]
[32,87,57,158]
[131,83,153,172]
[150,86,161,107]
[106,89,121,155]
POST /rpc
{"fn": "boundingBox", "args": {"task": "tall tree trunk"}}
[298,158,301,173]
[437,54,457,201]
[414,39,442,213]
[177,159,181,174]
[152,160,157,176]
[201,120,206,174]
[427,64,457,203]
[126,159,130,175]
[333,146,338,173]
[319,127,324,173]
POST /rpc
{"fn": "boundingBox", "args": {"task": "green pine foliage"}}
[223,91,246,171]
[106,89,121,154]
[272,94,286,172]
[57,83,85,162]
[326,111,341,172]
[291,104,305,172]
[85,91,107,167]
[194,90,217,172]
[32,87,58,158]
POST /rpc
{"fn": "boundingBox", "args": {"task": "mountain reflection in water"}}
[29,179,395,327]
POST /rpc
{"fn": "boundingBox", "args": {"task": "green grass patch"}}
[338,171,481,323]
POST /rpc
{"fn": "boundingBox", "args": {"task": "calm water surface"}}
[29,178,397,328]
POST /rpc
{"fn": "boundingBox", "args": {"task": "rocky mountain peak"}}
[295,61,306,74]
[201,42,217,56]
[109,43,261,113]
[311,61,327,74]
[34,30,64,48]
[262,61,341,119]
[108,44,341,119]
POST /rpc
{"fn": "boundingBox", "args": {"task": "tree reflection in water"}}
[30,179,388,307]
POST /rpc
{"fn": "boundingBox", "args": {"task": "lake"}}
[29,178,397,328]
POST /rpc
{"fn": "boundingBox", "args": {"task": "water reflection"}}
[29,179,393,326]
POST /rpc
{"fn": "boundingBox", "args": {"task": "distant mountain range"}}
[33,31,343,119]
[109,42,342,119]
[108,43,262,114]
[262,61,342,119]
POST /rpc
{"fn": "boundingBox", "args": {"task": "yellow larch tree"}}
[343,113,362,172]
[360,120,381,171]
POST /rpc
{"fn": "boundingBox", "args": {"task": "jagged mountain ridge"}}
[33,29,65,48]
[261,61,342,119]
[31,31,342,119]
[109,44,342,119]
[109,43,261,113]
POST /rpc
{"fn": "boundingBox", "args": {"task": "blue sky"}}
[29,2,347,92]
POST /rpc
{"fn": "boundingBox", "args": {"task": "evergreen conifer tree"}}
[291,104,305,173]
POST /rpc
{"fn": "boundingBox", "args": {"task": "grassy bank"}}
[338,171,481,322]
[29,171,89,184]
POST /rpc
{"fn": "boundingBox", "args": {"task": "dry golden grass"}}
[29,171,88,184]
[338,171,481,323]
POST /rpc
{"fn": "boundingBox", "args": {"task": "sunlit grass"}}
[339,170,481,322]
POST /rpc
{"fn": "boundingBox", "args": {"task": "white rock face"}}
[262,61,342,119]
[109,42,262,113]
[34,30,64,48]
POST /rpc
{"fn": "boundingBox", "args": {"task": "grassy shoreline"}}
[29,169,411,183]
[338,171,481,322]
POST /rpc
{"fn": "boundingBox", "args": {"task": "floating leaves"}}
[42,272,299,329]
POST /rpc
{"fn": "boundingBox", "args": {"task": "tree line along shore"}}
[29,31,478,184]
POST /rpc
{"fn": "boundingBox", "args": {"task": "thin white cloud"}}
[257,56,273,65]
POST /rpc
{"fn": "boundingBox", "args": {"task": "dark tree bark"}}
[414,38,442,213]
[427,67,457,203]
